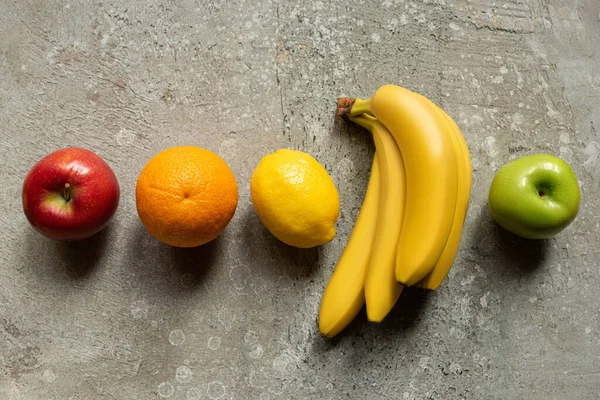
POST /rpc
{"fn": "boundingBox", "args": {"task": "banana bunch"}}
[319,84,472,338]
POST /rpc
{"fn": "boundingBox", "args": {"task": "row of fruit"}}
[22,146,339,248]
[21,84,581,338]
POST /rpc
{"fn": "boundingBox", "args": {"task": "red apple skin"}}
[22,148,120,240]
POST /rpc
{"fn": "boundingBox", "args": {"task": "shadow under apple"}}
[473,203,549,277]
[22,224,111,281]
[57,226,111,279]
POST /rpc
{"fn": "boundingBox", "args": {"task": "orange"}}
[136,146,238,247]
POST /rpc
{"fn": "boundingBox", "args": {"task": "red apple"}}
[22,147,120,240]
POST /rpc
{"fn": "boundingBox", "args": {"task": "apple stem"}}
[63,183,71,202]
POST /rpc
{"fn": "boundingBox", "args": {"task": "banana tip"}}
[366,311,385,323]
[319,326,338,339]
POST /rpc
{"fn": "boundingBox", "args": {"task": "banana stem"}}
[336,97,374,120]
[348,114,377,132]
[349,98,373,117]
[336,98,355,120]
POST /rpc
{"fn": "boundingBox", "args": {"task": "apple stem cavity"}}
[63,183,72,202]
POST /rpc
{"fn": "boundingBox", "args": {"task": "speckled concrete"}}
[1,0,599,399]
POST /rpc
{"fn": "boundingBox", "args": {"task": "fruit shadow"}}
[472,203,549,277]
[313,286,431,351]
[124,221,220,293]
[240,209,320,279]
[22,224,111,281]
[335,115,375,151]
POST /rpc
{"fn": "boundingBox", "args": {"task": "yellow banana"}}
[351,85,458,286]
[416,97,472,290]
[319,155,380,337]
[350,114,405,322]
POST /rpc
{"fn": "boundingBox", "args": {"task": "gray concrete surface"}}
[1,0,599,398]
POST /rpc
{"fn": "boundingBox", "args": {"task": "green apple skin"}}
[488,154,580,239]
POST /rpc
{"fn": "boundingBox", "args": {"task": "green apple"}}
[488,154,580,239]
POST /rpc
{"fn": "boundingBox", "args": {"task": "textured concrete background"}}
[1,0,599,399]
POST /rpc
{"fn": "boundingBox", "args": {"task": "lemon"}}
[250,149,340,248]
